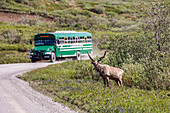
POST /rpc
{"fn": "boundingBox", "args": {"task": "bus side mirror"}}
[30,40,32,45]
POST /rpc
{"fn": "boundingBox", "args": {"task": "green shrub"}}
[17,17,39,26]
[107,34,148,67]
[141,51,169,90]
[14,0,29,4]
[114,19,136,28]
[92,5,105,14]
[0,51,30,64]
[106,12,118,17]
[122,62,145,87]
[107,33,170,90]
[117,4,128,14]
[0,43,32,52]
[0,29,26,44]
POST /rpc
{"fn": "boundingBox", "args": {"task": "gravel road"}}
[0,61,77,113]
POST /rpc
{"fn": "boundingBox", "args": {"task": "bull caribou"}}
[87,51,124,87]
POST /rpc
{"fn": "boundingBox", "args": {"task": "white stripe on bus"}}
[83,48,93,50]
[60,49,81,51]
[60,48,92,51]
[60,42,92,45]
[58,43,92,46]
[61,54,90,57]
[60,46,92,48]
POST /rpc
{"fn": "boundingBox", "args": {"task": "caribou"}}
[87,51,124,87]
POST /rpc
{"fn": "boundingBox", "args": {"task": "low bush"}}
[107,34,169,90]
[0,43,32,52]
[17,17,39,26]
[0,51,30,64]
[114,19,136,28]
[106,12,118,17]
[92,5,105,14]
[14,0,29,5]
[0,29,26,44]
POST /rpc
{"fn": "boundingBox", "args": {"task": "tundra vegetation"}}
[0,0,169,112]
[20,60,169,112]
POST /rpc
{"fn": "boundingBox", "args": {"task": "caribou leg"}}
[119,78,123,87]
[115,79,119,87]
[118,80,121,87]
[102,77,106,87]
[106,77,110,87]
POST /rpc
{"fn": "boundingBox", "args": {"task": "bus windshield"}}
[35,39,55,46]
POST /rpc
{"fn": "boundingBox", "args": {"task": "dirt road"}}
[0,62,77,113]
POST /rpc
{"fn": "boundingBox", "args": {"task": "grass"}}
[20,60,170,112]
[0,51,31,64]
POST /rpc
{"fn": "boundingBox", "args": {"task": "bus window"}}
[88,36,92,42]
[79,37,83,43]
[68,37,70,43]
[64,37,68,44]
[59,37,64,44]
[75,36,78,43]
[84,36,87,43]
[70,37,74,43]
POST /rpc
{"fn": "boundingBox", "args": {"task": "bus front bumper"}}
[30,55,51,60]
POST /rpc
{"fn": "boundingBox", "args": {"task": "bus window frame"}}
[75,36,78,43]
[64,37,68,44]
[70,37,74,43]
[84,36,87,43]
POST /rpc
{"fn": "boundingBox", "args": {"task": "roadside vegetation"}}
[20,60,169,112]
[0,51,30,64]
[0,0,169,112]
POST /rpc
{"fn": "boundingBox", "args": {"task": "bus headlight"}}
[45,52,52,54]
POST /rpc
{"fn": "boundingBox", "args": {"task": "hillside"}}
[0,0,169,112]
[0,0,169,44]
[1,0,169,62]
[0,0,139,63]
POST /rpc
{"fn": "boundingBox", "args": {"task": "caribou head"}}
[87,51,106,65]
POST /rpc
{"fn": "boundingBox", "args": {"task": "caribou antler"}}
[98,51,107,62]
[87,51,95,62]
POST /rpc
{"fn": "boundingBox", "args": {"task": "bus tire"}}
[50,52,56,62]
[31,58,36,63]
[76,51,81,60]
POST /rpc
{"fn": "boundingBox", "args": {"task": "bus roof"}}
[36,32,92,39]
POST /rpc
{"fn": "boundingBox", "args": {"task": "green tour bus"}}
[30,31,93,62]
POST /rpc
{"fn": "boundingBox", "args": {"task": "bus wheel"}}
[76,51,81,60]
[31,58,36,63]
[50,52,56,62]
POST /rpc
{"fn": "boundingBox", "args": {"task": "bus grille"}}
[35,50,45,56]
